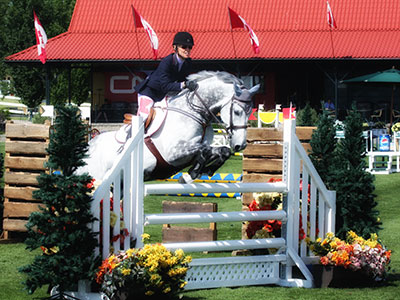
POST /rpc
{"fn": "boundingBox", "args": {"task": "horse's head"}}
[218,83,259,152]
[181,71,259,152]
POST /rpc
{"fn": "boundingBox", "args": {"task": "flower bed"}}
[96,235,192,299]
[307,231,391,282]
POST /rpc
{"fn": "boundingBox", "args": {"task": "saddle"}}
[124,109,156,133]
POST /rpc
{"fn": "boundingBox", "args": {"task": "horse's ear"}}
[234,83,242,97]
[249,84,260,96]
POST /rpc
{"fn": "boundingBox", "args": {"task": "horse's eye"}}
[234,110,241,116]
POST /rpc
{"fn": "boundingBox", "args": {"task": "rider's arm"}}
[158,56,183,93]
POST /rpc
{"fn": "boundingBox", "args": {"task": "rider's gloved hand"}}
[185,80,199,91]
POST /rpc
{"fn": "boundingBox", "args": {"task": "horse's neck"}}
[169,83,227,117]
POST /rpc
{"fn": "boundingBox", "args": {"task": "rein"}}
[192,89,251,139]
[165,88,251,141]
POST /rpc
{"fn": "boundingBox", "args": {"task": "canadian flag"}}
[33,11,47,64]
[228,7,260,54]
[327,1,337,29]
[132,6,159,60]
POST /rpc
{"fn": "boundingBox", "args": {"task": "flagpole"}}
[131,5,142,59]
[329,27,335,58]
[228,6,238,58]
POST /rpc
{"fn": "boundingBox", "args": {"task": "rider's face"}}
[176,44,192,60]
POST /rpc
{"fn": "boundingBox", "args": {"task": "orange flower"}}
[320,256,329,265]
[96,256,118,284]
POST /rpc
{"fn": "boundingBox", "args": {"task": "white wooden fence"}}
[68,118,335,298]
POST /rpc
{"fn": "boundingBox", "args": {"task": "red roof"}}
[6,0,400,62]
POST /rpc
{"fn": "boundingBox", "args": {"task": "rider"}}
[134,31,199,122]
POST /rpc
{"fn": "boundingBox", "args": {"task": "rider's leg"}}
[137,94,154,123]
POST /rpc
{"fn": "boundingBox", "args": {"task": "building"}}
[5,0,400,122]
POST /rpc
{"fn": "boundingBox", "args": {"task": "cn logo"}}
[110,75,142,94]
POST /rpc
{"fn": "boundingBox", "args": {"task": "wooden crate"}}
[242,127,315,205]
[241,126,315,238]
[2,121,50,238]
[162,201,217,243]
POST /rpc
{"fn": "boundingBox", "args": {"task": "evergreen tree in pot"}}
[331,104,381,239]
[19,105,98,299]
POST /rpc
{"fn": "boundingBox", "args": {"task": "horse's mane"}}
[187,70,243,86]
[169,71,244,101]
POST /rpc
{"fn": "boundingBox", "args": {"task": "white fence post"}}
[283,119,296,279]
[132,116,144,248]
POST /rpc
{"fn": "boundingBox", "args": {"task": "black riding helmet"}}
[173,32,194,47]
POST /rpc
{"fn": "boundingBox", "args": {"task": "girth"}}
[144,137,180,179]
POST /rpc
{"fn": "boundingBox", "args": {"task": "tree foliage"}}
[296,102,319,126]
[309,104,381,240]
[309,111,337,189]
[0,1,90,109]
[332,105,381,239]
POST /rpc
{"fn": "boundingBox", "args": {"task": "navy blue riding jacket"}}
[134,53,193,102]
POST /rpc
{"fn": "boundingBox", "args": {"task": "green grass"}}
[0,243,48,299]
[0,156,399,300]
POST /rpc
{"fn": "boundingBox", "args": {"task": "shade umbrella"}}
[343,67,400,127]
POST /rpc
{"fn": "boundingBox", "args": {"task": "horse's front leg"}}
[177,143,213,183]
[187,145,232,179]
[202,146,232,176]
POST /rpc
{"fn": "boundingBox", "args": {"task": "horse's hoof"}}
[178,173,194,184]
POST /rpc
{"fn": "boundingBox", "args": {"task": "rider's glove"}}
[185,80,199,92]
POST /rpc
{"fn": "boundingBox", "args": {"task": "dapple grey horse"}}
[78,71,259,182]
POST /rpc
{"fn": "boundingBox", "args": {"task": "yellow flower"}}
[142,233,150,242]
[183,256,192,264]
[49,246,59,254]
[163,287,171,294]
[126,248,135,258]
[326,232,334,239]
[145,290,154,296]
[370,233,378,241]
[110,211,117,227]
[174,249,184,259]
[150,274,161,283]
[180,281,187,288]
[348,230,358,238]
[108,254,119,270]
[121,268,131,276]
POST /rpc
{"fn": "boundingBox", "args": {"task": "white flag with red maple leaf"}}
[228,7,260,54]
[327,1,337,29]
[34,11,47,64]
[132,6,159,60]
